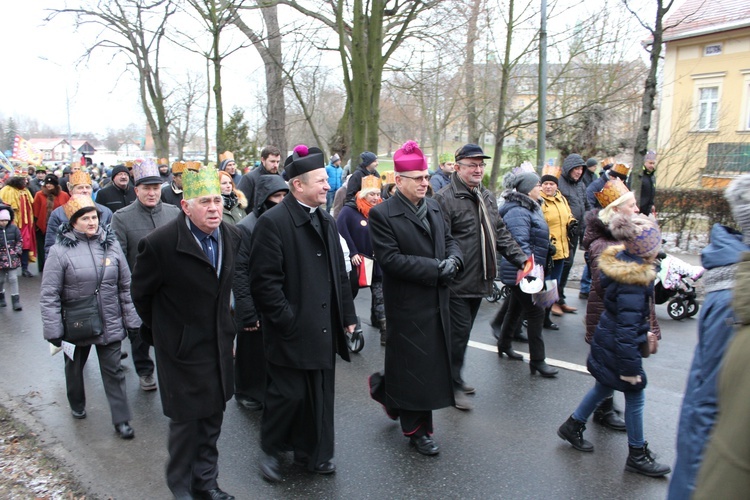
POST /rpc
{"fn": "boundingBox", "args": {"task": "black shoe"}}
[114,422,135,439]
[312,461,336,475]
[543,322,559,331]
[71,409,86,419]
[236,397,263,411]
[625,442,671,477]
[0,292,5,307]
[260,453,282,482]
[498,347,523,360]
[11,295,22,311]
[557,415,594,452]
[409,435,439,456]
[579,292,589,300]
[529,360,558,377]
[21,269,33,278]
[593,396,626,431]
[193,487,235,500]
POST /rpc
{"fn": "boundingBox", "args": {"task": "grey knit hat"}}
[725,174,750,243]
[509,171,540,195]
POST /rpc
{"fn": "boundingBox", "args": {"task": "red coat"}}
[32,187,69,233]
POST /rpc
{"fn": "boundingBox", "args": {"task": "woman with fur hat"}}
[218,170,248,225]
[495,169,558,377]
[32,174,69,272]
[558,214,671,478]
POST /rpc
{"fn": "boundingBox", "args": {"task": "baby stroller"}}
[654,253,704,320]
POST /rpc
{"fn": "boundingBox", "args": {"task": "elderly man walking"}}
[131,168,241,500]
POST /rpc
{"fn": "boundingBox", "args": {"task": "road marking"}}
[468,340,591,375]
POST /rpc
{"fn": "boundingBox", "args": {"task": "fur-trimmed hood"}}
[56,222,118,249]
[500,190,541,216]
[598,244,656,286]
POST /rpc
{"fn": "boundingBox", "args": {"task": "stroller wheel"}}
[486,282,502,303]
[347,329,365,353]
[667,299,687,320]
[686,300,699,318]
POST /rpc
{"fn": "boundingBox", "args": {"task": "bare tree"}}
[48,0,177,158]
[169,73,206,159]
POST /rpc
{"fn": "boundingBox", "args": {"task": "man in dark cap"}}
[344,151,379,204]
[237,146,282,213]
[95,164,136,213]
[249,145,356,482]
[582,158,598,187]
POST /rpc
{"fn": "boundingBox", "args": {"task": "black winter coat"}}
[95,183,136,213]
[498,191,550,286]
[587,245,655,392]
[369,195,461,410]
[558,163,590,242]
[130,216,241,421]
[248,195,356,370]
[639,169,656,215]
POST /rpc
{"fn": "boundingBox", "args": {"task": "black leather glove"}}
[48,338,62,348]
[567,220,579,239]
[437,257,459,285]
[139,324,154,346]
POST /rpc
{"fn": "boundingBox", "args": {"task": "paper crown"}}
[133,159,162,185]
[644,150,657,161]
[64,195,96,220]
[512,161,536,175]
[610,163,631,178]
[394,141,427,172]
[69,171,92,186]
[361,175,382,192]
[158,157,169,166]
[183,168,221,200]
[602,157,616,169]
[71,161,81,169]
[285,145,325,178]
[595,177,631,208]
[438,153,453,165]
[171,161,187,174]
[380,170,395,185]
[124,161,135,169]
[541,165,561,178]
[219,151,234,163]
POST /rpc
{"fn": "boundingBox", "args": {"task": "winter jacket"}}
[111,199,181,270]
[325,163,344,192]
[694,251,750,499]
[434,172,526,297]
[161,182,183,207]
[0,204,22,270]
[669,224,749,499]
[345,165,380,204]
[557,161,590,239]
[222,191,247,225]
[587,245,655,393]
[336,204,382,281]
[639,168,656,215]
[237,166,283,215]
[430,169,451,194]
[45,202,113,258]
[498,191,549,286]
[40,225,140,346]
[541,189,575,261]
[95,183,136,213]
[32,186,69,233]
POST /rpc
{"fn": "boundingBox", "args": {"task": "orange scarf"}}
[356,196,379,218]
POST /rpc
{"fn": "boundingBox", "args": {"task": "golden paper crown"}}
[219,151,235,163]
[64,195,96,220]
[124,161,135,169]
[602,157,616,168]
[69,171,92,186]
[158,157,169,166]
[541,164,561,178]
[380,170,395,185]
[183,168,221,200]
[610,163,631,178]
[171,161,187,174]
[595,178,631,208]
[186,161,202,172]
[71,161,81,169]
[361,175,382,192]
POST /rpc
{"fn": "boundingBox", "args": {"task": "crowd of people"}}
[2,144,750,499]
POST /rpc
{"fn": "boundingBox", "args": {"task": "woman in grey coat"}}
[40,195,140,439]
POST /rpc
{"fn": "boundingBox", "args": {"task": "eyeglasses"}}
[399,174,430,183]
[456,162,486,169]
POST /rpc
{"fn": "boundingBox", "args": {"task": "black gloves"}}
[437,256,460,285]
[49,338,62,348]
[139,324,154,346]
[548,240,557,258]
[567,220,579,239]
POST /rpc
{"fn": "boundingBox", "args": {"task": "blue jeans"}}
[572,381,645,447]
[580,258,592,294]
[326,191,336,213]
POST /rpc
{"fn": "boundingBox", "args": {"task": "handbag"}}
[357,256,374,288]
[61,248,107,343]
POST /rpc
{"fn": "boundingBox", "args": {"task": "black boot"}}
[529,360,558,377]
[625,442,671,477]
[379,319,387,346]
[557,415,594,452]
[11,295,22,311]
[593,396,626,431]
[0,292,5,307]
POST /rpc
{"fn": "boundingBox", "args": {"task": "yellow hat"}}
[186,161,202,172]
[380,170,395,185]
[541,164,561,178]
[171,161,187,174]
[359,175,382,197]
[69,171,92,186]
[183,168,221,200]
[158,157,169,166]
[595,178,631,208]
[219,151,234,163]
[64,194,96,220]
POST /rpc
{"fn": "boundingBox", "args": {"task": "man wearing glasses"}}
[369,140,462,456]
[434,144,529,411]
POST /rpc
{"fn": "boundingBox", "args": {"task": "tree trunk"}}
[489,0,515,191]
[204,58,211,163]
[262,6,287,155]
[465,0,482,144]
[213,42,224,162]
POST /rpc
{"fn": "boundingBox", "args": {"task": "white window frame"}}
[691,72,725,132]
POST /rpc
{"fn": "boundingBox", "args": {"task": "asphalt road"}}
[0,266,699,499]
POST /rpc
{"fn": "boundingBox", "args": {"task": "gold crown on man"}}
[610,163,631,178]
[541,164,561,178]
[183,167,221,200]
[380,170,395,185]
[595,177,630,208]
[219,151,234,163]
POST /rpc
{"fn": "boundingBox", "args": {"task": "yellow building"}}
[657,0,750,188]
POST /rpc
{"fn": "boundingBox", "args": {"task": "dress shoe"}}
[461,384,476,395]
[260,453,282,482]
[71,409,86,419]
[453,391,473,411]
[550,303,564,316]
[236,397,263,411]
[560,303,578,314]
[310,461,336,475]
[543,321,559,331]
[193,487,235,500]
[498,347,523,360]
[114,422,135,439]
[529,360,558,378]
[409,435,439,456]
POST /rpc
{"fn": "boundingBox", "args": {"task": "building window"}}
[704,43,722,56]
[697,86,719,130]
[705,143,750,174]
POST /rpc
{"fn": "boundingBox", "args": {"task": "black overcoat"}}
[130,215,241,421]
[369,195,461,411]
[248,195,356,369]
